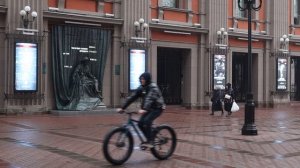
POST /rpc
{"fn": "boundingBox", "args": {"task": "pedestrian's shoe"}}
[226,112,232,117]
[221,111,224,115]
[210,113,214,115]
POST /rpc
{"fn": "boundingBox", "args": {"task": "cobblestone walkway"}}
[0,104,300,167]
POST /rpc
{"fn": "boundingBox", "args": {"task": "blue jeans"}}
[138,108,163,141]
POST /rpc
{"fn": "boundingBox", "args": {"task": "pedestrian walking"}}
[210,86,224,115]
[224,83,235,117]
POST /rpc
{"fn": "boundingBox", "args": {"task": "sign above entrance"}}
[213,55,226,90]
[129,49,146,90]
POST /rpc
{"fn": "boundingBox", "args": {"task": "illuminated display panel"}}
[15,42,38,92]
[213,54,226,90]
[129,49,146,90]
[277,58,287,90]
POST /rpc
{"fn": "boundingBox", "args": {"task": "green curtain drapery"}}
[51,25,111,110]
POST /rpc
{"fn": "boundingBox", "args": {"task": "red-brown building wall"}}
[48,0,113,13]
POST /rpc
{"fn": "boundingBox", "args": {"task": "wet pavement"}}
[0,104,300,168]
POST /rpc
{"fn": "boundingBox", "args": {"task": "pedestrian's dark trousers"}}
[138,108,163,141]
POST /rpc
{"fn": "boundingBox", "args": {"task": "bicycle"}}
[102,110,177,165]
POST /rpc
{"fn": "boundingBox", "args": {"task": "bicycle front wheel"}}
[150,125,177,160]
[102,127,133,165]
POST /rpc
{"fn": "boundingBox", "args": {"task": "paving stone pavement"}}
[0,104,300,167]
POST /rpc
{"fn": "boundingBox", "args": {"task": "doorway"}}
[291,57,300,100]
[232,52,248,102]
[157,47,182,104]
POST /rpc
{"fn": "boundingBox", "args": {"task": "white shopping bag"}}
[224,94,231,99]
[231,102,239,112]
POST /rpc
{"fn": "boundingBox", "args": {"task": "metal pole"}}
[242,0,258,135]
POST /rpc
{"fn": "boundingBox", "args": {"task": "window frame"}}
[160,0,189,10]
[293,0,300,25]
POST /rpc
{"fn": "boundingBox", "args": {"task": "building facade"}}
[0,0,300,112]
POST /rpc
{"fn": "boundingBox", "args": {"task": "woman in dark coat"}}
[210,86,224,115]
[224,83,235,116]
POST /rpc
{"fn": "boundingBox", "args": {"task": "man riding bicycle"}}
[117,72,166,148]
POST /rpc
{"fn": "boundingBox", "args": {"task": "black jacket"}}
[122,83,165,111]
[211,89,223,103]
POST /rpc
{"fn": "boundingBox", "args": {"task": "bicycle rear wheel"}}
[102,127,133,165]
[150,125,177,160]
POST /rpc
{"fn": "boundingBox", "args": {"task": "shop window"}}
[294,0,300,25]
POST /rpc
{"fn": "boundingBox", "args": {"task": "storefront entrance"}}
[291,57,300,101]
[232,52,248,102]
[157,47,182,104]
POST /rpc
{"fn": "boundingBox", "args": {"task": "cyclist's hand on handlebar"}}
[138,109,147,114]
[117,108,125,113]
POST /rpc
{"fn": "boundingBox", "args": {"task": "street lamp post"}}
[238,0,262,135]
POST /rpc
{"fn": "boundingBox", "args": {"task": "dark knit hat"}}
[226,83,231,88]
[139,72,152,86]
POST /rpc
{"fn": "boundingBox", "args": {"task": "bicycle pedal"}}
[140,142,154,149]
[140,146,147,150]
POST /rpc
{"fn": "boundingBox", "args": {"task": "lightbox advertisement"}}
[213,55,226,89]
[277,58,287,90]
[15,42,38,92]
[129,49,146,90]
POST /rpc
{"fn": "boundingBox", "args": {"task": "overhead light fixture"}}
[130,37,147,40]
[260,30,266,34]
[228,27,235,31]
[217,28,228,45]
[193,23,201,27]
[151,18,159,22]
[104,13,114,17]
[20,5,37,29]
[65,21,101,27]
[134,18,148,37]
[48,7,59,11]
[164,30,191,35]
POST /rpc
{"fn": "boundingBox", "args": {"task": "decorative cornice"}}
[228,31,272,40]
[289,36,300,43]
[149,22,208,34]
[43,11,123,25]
